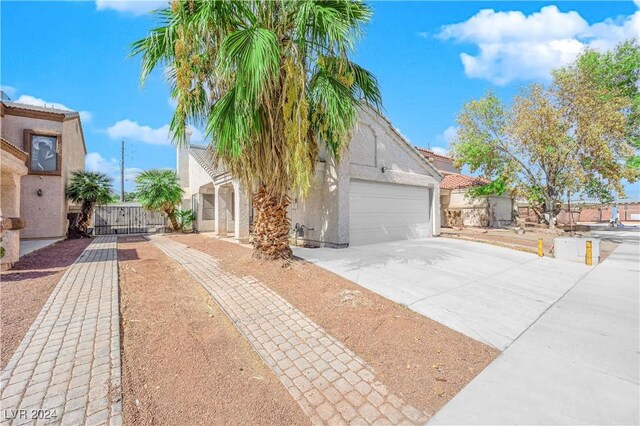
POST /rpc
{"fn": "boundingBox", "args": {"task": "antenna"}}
[120,140,125,203]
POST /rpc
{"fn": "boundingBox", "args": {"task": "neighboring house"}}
[0,100,87,269]
[415,148,513,228]
[415,147,460,175]
[178,107,442,248]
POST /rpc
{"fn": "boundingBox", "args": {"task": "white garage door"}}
[349,180,431,246]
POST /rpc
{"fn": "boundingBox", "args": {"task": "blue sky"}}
[2,0,639,199]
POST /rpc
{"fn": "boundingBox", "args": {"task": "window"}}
[202,194,215,220]
[24,130,61,175]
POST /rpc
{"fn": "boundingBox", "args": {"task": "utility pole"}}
[120,140,125,203]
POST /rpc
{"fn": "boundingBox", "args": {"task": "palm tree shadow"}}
[1,270,59,283]
[338,240,457,272]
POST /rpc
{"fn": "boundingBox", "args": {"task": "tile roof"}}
[189,144,227,179]
[1,100,80,118]
[440,173,489,190]
[415,146,453,161]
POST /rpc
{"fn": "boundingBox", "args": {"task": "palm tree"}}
[132,0,381,259]
[135,169,184,231]
[65,170,114,238]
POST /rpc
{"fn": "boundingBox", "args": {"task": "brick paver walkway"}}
[152,236,430,425]
[1,236,122,426]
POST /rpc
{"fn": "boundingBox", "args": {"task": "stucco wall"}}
[429,157,459,174]
[187,155,215,199]
[441,189,513,228]
[1,114,85,238]
[290,108,441,247]
[289,161,337,245]
[1,151,28,270]
[1,114,62,151]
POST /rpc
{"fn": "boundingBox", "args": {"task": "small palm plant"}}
[135,169,184,231]
[65,171,114,238]
[176,209,197,232]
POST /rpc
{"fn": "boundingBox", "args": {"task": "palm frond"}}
[134,169,184,212]
[65,171,114,205]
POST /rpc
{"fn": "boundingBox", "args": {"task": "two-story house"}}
[0,99,86,269]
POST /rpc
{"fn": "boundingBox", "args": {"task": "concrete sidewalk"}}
[430,242,640,424]
[294,238,591,350]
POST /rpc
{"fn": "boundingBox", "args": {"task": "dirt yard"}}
[117,236,308,426]
[441,227,619,260]
[170,234,499,415]
[0,238,91,369]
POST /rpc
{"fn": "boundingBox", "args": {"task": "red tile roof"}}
[415,147,453,160]
[440,173,489,190]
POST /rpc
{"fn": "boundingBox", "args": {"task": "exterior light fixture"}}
[381,166,388,173]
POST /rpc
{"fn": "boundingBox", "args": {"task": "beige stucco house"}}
[0,100,87,269]
[416,148,513,228]
[178,108,442,248]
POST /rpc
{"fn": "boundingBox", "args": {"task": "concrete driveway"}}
[295,238,640,424]
[429,242,639,425]
[294,238,591,350]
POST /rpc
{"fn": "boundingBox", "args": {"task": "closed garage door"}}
[349,180,431,246]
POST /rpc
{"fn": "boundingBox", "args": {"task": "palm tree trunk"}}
[78,201,95,232]
[165,207,180,231]
[251,185,292,260]
[67,201,94,239]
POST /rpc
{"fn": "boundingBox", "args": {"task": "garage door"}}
[349,180,431,246]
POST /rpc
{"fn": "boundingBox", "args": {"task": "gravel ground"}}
[117,236,309,426]
[0,238,91,369]
[170,234,499,415]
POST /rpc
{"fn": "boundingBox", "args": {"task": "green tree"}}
[451,41,639,228]
[132,0,381,259]
[135,169,184,231]
[569,39,640,169]
[65,171,114,238]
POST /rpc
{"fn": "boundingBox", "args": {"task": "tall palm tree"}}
[132,0,381,259]
[65,170,114,238]
[135,169,184,231]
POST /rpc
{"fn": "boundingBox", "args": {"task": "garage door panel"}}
[349,180,430,246]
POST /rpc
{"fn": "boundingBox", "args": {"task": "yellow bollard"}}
[586,240,593,266]
[537,238,544,257]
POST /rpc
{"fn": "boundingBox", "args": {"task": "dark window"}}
[202,194,215,220]
[31,135,57,171]
[24,130,62,175]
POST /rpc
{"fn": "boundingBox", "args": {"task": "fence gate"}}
[94,205,167,235]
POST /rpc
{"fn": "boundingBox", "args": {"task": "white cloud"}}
[1,85,17,98]
[441,126,458,144]
[635,0,640,9]
[106,119,204,145]
[95,0,166,16]
[167,96,178,109]
[13,94,92,123]
[85,152,143,188]
[86,152,118,175]
[438,6,640,84]
[79,111,93,123]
